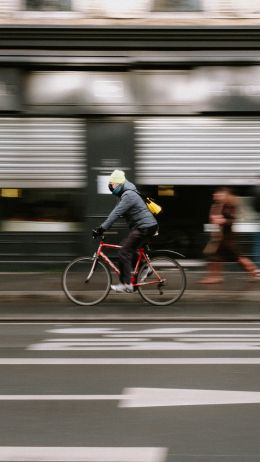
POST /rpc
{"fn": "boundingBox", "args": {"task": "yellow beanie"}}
[109,169,125,184]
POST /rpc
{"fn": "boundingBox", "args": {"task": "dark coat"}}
[204,198,239,261]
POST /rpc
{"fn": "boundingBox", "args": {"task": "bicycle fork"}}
[84,254,98,283]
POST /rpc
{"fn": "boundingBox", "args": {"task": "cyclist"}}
[93,169,158,293]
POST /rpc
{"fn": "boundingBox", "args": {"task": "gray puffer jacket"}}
[101,180,158,231]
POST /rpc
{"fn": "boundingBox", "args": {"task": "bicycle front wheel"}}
[137,254,186,306]
[62,257,111,306]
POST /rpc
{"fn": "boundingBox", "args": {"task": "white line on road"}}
[27,342,260,351]
[0,357,260,364]
[0,395,123,400]
[120,388,260,407]
[47,327,260,334]
[2,388,260,407]
[0,447,167,462]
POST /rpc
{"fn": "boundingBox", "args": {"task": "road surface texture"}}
[0,321,260,461]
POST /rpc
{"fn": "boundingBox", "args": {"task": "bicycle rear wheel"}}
[137,254,186,306]
[62,257,111,306]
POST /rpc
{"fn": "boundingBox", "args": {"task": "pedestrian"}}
[200,187,260,284]
[93,170,158,293]
[252,175,260,266]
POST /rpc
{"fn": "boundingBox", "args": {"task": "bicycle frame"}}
[92,240,163,287]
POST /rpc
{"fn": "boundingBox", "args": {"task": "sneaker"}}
[111,283,134,293]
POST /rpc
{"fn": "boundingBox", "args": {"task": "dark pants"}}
[118,225,158,284]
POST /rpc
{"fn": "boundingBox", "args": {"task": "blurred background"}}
[1,0,260,270]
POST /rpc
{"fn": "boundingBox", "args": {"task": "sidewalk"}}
[0,270,259,321]
[0,269,259,300]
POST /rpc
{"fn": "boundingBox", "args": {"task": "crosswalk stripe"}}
[0,395,121,400]
[0,358,259,364]
[0,447,167,461]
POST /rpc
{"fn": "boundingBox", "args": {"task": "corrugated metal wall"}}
[135,117,260,185]
[0,118,86,188]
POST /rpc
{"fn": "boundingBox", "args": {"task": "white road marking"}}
[120,388,260,408]
[28,342,260,350]
[2,388,260,407]
[0,395,122,400]
[47,328,197,334]
[0,358,260,364]
[28,326,260,351]
[0,447,167,462]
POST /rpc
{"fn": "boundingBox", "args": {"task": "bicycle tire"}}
[137,253,186,306]
[62,256,111,306]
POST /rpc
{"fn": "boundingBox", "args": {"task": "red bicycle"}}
[62,236,186,306]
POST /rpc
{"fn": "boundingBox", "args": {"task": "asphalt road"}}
[1,321,260,461]
[0,299,260,321]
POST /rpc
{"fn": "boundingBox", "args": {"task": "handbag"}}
[203,201,224,256]
[203,238,221,257]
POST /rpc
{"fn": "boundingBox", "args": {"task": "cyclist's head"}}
[108,170,125,195]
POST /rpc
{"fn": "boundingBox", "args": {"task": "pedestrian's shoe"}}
[111,283,134,293]
[249,269,260,281]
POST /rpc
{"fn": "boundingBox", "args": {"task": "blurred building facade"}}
[0,2,260,268]
[1,1,260,20]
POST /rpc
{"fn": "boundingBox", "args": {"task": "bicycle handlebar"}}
[92,229,105,240]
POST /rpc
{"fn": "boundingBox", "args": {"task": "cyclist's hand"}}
[92,227,104,239]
